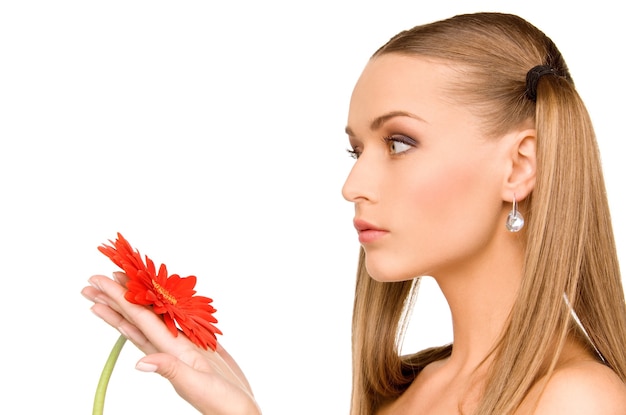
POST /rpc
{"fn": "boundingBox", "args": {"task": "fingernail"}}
[136,361,158,372]
[90,305,103,318]
[112,272,124,283]
[117,326,130,340]
[93,295,108,305]
[89,277,102,291]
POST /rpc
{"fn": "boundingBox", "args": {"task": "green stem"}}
[93,334,127,415]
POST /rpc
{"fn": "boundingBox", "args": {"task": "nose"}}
[342,154,377,203]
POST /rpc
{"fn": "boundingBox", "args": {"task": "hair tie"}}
[525,65,556,102]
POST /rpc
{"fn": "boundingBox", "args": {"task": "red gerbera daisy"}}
[98,232,222,351]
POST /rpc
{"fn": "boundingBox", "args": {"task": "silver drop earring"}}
[506,194,525,232]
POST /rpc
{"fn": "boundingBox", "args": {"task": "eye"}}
[384,134,417,155]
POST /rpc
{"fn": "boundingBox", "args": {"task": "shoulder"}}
[532,360,626,414]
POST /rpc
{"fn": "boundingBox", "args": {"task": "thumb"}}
[135,353,259,414]
[135,353,207,410]
[136,353,199,386]
[135,353,177,376]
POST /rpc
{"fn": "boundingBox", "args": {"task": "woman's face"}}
[342,54,513,282]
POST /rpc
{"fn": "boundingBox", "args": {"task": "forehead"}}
[347,54,466,131]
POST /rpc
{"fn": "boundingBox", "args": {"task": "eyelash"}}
[346,134,417,159]
[346,148,360,159]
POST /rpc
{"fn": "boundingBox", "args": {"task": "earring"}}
[506,194,525,232]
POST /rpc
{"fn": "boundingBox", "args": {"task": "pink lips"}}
[353,219,389,244]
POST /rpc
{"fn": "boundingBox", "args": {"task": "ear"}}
[502,128,537,202]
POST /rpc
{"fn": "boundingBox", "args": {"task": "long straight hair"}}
[350,12,626,415]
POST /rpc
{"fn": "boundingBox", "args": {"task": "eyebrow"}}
[344,110,427,136]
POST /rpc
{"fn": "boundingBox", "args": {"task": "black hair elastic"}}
[525,65,557,102]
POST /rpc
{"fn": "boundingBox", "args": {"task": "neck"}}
[433,232,525,375]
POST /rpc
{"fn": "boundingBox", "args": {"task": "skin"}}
[82,53,626,415]
[82,272,261,415]
[342,54,626,414]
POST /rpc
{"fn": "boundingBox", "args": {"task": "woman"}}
[82,12,626,414]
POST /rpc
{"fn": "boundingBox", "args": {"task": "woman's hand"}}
[81,272,261,415]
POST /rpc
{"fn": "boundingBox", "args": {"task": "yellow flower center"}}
[152,280,178,305]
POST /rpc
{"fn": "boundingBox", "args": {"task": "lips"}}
[353,219,389,244]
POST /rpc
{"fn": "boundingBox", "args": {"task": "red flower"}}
[98,232,222,351]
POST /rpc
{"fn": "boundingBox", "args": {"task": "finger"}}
[81,285,111,306]
[89,275,197,355]
[91,303,158,355]
[88,275,147,324]
[112,271,129,285]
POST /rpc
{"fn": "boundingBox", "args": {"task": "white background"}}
[1,1,624,414]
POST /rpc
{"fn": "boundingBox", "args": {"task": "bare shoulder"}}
[533,360,626,414]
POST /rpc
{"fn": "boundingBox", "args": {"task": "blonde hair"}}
[350,12,626,415]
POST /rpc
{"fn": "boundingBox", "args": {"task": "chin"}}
[364,259,418,283]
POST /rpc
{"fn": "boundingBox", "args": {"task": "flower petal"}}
[99,233,221,351]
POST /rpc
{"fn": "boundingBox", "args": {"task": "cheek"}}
[365,153,502,281]
[407,162,473,219]
[400,158,500,242]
